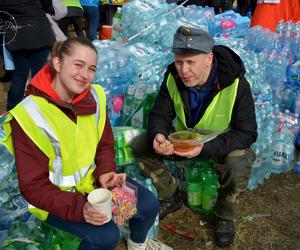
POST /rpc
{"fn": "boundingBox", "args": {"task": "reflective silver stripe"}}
[22,97,97,187]
[90,86,100,127]
[22,97,63,185]
[48,163,96,187]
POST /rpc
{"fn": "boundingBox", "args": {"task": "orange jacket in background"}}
[250,0,300,32]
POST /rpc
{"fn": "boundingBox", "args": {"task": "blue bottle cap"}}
[294,166,300,174]
[294,162,300,174]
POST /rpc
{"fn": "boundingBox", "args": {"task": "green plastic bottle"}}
[187,182,202,208]
[201,173,220,214]
[112,7,122,40]
[187,159,203,210]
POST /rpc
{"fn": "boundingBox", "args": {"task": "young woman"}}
[1,37,160,250]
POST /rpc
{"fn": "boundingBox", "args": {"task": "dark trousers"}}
[82,6,100,41]
[214,149,255,220]
[131,133,255,220]
[59,16,85,38]
[7,47,50,110]
[46,178,159,249]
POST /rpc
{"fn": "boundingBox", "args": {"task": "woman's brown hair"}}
[50,37,98,76]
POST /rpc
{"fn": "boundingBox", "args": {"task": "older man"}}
[132,26,257,247]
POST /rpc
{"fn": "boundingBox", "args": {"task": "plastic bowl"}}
[168,130,199,152]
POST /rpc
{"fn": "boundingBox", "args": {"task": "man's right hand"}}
[153,133,173,156]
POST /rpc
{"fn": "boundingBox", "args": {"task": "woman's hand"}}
[83,202,108,225]
[98,172,126,189]
[153,133,173,156]
[173,144,204,158]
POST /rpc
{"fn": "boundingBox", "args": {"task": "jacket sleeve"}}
[11,118,87,222]
[92,114,116,183]
[39,0,55,15]
[200,77,257,159]
[147,71,177,142]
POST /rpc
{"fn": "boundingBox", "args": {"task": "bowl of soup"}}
[168,130,199,152]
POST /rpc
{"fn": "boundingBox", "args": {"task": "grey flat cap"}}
[172,26,215,54]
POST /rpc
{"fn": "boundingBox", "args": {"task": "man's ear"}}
[52,57,61,73]
[207,52,213,66]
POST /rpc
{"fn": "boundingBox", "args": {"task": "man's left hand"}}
[173,144,204,158]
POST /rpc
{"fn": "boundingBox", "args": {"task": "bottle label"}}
[272,142,288,166]
[136,0,160,12]
[135,87,144,100]
[179,18,207,31]
[131,108,143,128]
[129,43,155,58]
[188,191,201,206]
[201,193,217,210]
[127,85,136,95]
[123,98,133,116]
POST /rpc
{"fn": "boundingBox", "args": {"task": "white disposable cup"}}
[87,188,112,223]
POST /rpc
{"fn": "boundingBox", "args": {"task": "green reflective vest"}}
[2,84,106,221]
[166,74,239,133]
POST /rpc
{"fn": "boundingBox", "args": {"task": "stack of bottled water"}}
[0,115,32,232]
[120,0,172,40]
[248,107,298,190]
[144,178,160,238]
[244,26,277,52]
[178,5,215,32]
[209,10,250,38]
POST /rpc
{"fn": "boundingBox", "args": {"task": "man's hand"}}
[173,144,204,158]
[83,202,108,225]
[98,172,126,189]
[153,133,173,156]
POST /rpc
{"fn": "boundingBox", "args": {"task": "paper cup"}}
[87,188,112,222]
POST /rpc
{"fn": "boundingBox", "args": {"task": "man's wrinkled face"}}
[175,52,213,88]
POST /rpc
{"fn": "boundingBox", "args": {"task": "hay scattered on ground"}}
[118,171,300,250]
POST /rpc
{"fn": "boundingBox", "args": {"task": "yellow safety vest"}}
[166,74,239,133]
[2,84,106,221]
[62,0,83,9]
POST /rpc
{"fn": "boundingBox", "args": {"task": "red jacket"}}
[11,64,116,222]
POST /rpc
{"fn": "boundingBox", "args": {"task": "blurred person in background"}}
[58,0,86,38]
[0,0,55,110]
[237,0,257,16]
[80,0,101,41]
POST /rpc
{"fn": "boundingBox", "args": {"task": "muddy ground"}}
[115,170,300,250]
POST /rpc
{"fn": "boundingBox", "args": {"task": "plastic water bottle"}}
[144,178,159,239]
[271,122,288,173]
[287,61,300,85]
[129,84,146,128]
[275,19,285,50]
[0,144,15,181]
[0,229,8,246]
[292,21,300,61]
[121,85,136,125]
[295,127,300,150]
[112,7,122,40]
[294,159,300,175]
[200,168,220,214]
